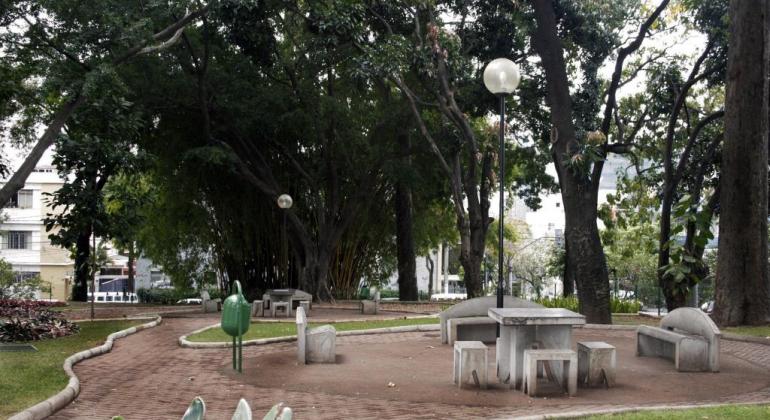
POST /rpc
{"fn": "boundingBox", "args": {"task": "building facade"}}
[0,166,73,301]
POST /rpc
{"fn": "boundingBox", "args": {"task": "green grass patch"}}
[611,315,660,326]
[187,317,439,342]
[0,320,145,419]
[724,325,770,338]
[584,404,770,419]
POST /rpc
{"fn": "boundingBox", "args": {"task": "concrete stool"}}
[453,341,488,389]
[523,349,577,397]
[360,299,378,315]
[299,300,310,314]
[578,341,616,388]
[252,300,264,317]
[272,301,290,317]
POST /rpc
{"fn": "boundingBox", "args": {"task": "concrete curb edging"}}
[511,400,770,420]
[8,316,163,420]
[722,332,770,346]
[179,323,440,348]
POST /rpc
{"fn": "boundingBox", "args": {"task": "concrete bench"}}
[522,349,577,397]
[272,301,291,317]
[252,300,264,317]
[636,307,720,372]
[447,316,497,345]
[453,341,488,389]
[299,300,310,314]
[440,296,543,345]
[200,290,220,313]
[296,306,336,364]
[577,341,616,387]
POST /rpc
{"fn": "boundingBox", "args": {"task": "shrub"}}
[611,298,643,313]
[0,299,79,342]
[136,288,199,305]
[534,296,642,314]
[536,296,580,312]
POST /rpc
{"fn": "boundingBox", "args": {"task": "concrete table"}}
[488,307,585,390]
[269,289,295,316]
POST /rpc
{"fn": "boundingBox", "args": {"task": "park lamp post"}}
[483,58,520,337]
[277,194,293,289]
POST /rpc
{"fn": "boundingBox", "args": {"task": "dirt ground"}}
[233,328,770,409]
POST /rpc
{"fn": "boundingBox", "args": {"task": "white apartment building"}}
[0,166,73,300]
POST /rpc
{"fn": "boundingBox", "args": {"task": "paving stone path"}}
[51,314,770,420]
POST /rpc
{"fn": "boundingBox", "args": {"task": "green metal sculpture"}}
[221,280,251,372]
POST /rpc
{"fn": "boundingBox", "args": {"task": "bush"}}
[0,299,79,342]
[611,298,643,313]
[534,296,642,314]
[536,296,580,312]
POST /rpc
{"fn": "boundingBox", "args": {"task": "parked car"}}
[176,298,202,305]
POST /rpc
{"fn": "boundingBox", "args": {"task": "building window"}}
[5,231,30,249]
[555,202,561,208]
[13,271,39,283]
[8,190,33,209]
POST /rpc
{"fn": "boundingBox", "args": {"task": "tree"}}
[714,0,770,325]
[44,95,140,301]
[0,3,211,208]
[104,172,152,293]
[362,1,554,299]
[510,241,555,299]
[529,0,671,322]
[0,258,42,299]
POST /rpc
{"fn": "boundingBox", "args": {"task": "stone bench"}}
[299,300,310,314]
[446,316,497,345]
[252,300,264,317]
[296,306,336,364]
[577,341,616,388]
[453,341,488,389]
[522,349,577,397]
[272,301,291,318]
[440,296,543,345]
[636,307,720,372]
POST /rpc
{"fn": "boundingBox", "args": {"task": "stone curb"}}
[510,400,770,420]
[580,324,637,331]
[179,323,440,348]
[722,332,770,345]
[248,314,438,324]
[8,316,163,420]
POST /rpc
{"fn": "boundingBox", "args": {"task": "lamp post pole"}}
[483,58,520,338]
[277,194,293,289]
[496,94,506,327]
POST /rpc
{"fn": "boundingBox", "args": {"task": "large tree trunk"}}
[563,195,612,323]
[714,0,770,326]
[72,227,92,302]
[426,254,434,298]
[562,240,574,297]
[532,0,611,323]
[395,132,418,301]
[127,241,135,293]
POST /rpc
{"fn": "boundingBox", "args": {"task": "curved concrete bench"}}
[440,296,543,344]
[637,307,720,372]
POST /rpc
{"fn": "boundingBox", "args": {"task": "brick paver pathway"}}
[52,315,770,419]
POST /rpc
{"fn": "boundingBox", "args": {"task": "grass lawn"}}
[0,320,145,419]
[187,317,439,342]
[611,315,659,326]
[724,325,770,338]
[585,404,770,419]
